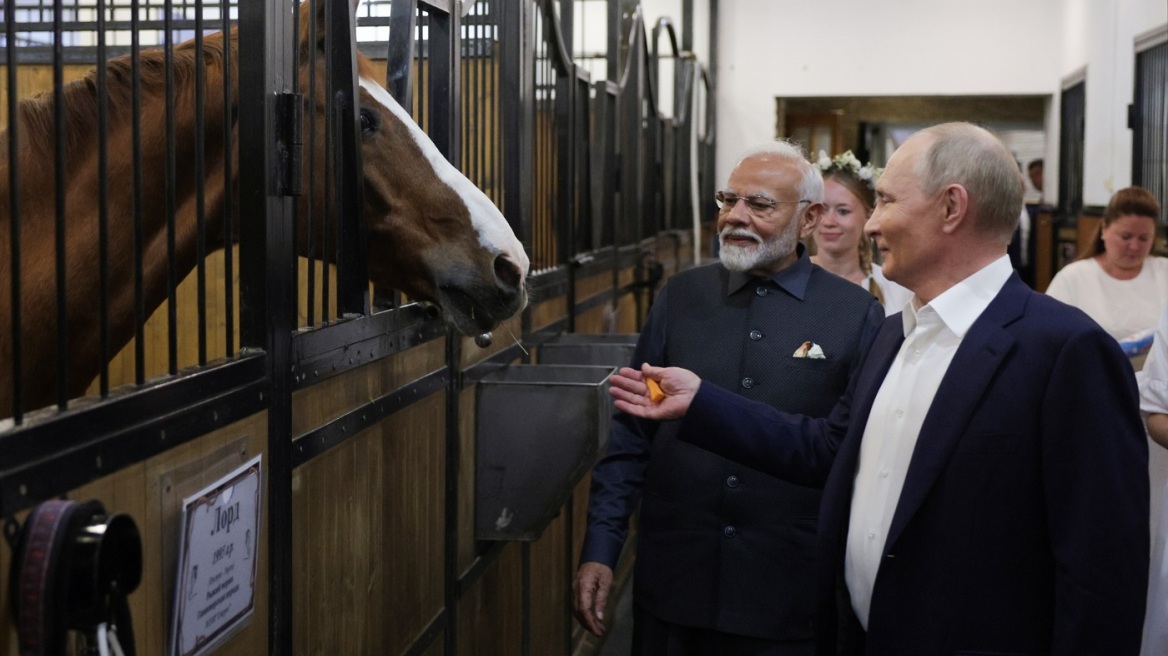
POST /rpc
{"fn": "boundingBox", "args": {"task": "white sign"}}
[169,455,262,656]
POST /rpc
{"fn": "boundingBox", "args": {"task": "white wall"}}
[1060,0,1167,206]
[711,0,1166,204]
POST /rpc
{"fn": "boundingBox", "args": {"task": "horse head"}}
[298,0,529,335]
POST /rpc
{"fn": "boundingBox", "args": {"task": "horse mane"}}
[13,30,237,159]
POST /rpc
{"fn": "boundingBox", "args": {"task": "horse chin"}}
[435,285,526,336]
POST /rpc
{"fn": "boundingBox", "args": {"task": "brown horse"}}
[0,0,529,416]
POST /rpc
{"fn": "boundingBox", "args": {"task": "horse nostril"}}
[494,255,522,290]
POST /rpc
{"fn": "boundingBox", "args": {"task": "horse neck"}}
[0,32,241,406]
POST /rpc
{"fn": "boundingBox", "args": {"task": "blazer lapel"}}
[882,276,1028,554]
[823,319,905,543]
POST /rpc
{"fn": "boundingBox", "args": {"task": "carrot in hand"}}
[646,378,665,403]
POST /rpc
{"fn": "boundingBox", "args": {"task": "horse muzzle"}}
[436,255,527,335]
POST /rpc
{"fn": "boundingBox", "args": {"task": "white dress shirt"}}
[845,255,1014,630]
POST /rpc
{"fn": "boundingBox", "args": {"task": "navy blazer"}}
[678,275,1149,655]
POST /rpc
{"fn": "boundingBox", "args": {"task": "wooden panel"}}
[458,387,477,572]
[617,266,637,289]
[292,362,447,655]
[292,422,387,654]
[382,395,447,652]
[575,271,613,301]
[0,412,269,656]
[0,64,94,129]
[456,542,523,656]
[530,507,569,656]
[1034,210,1055,292]
[86,252,350,396]
[570,475,591,580]
[574,303,617,334]
[290,337,445,437]
[784,111,843,156]
[1076,214,1102,262]
[615,292,639,334]
[530,294,568,333]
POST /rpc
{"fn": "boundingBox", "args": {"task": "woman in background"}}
[1046,186,1167,354]
[811,151,913,312]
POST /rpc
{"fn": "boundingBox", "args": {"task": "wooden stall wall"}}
[0,414,271,656]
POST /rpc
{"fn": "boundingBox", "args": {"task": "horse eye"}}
[359,108,379,136]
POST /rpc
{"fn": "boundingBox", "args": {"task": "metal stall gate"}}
[0,0,715,653]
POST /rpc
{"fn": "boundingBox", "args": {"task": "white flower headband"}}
[816,150,883,190]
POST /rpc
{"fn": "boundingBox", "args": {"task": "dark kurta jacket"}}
[581,251,883,640]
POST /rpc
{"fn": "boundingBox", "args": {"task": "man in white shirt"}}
[608,122,1149,655]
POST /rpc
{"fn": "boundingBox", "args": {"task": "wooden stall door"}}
[784,111,843,156]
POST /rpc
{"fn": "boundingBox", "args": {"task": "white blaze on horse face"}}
[358,78,530,279]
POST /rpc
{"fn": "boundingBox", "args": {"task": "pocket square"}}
[792,341,826,359]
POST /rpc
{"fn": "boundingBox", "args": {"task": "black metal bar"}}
[291,368,448,467]
[164,0,179,375]
[385,0,418,106]
[307,0,318,327]
[222,0,235,356]
[323,0,334,323]
[0,355,267,517]
[95,0,111,399]
[195,0,208,366]
[417,8,427,131]
[402,609,447,656]
[132,0,145,385]
[455,540,508,596]
[427,7,457,170]
[52,0,67,409]
[238,0,296,652]
[290,306,446,389]
[4,0,22,423]
[606,0,619,82]
[489,3,497,201]
[500,0,532,244]
[330,0,369,316]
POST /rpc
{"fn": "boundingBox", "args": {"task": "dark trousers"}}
[631,603,816,656]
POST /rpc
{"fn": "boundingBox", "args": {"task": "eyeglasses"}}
[715,190,809,217]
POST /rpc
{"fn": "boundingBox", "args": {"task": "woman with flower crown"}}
[811,150,913,311]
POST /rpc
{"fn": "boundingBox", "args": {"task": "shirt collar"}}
[727,243,812,300]
[901,255,1014,338]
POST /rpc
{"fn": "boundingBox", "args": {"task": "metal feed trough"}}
[537,333,639,368]
[474,364,615,541]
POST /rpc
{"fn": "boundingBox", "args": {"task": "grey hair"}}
[914,123,1023,243]
[735,140,824,203]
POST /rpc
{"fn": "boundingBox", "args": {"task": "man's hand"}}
[608,363,700,421]
[572,561,615,636]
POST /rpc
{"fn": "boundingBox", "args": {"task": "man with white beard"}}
[573,141,885,654]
